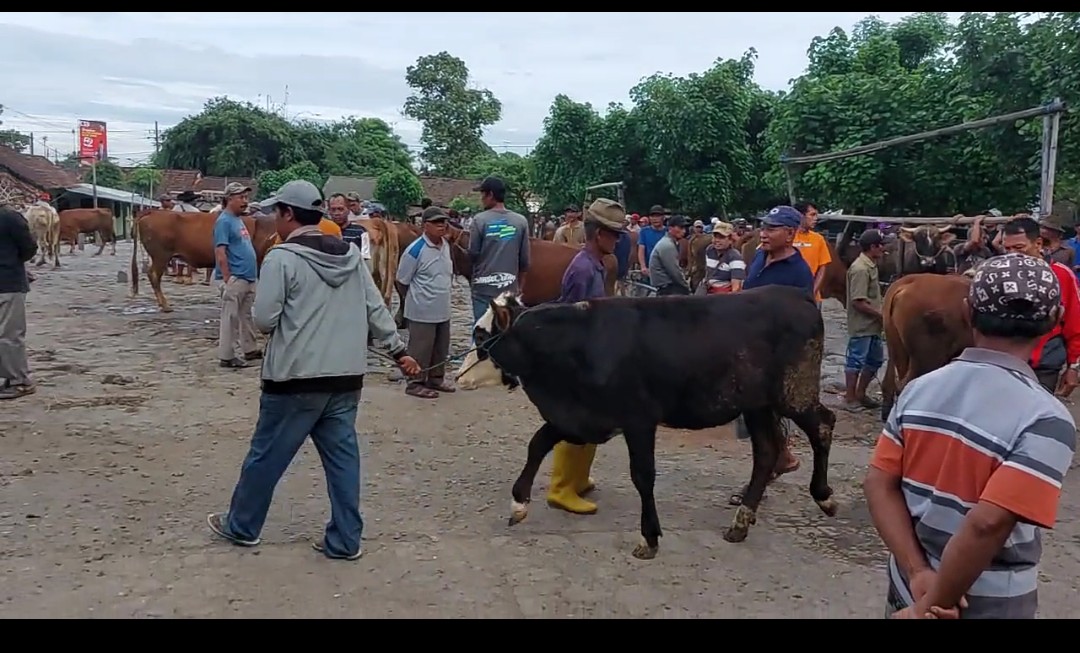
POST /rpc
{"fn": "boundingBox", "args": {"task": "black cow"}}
[473,286,839,559]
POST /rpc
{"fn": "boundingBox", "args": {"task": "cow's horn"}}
[900,226,917,234]
[938,225,953,234]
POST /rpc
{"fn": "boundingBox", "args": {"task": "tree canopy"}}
[141,12,1079,219]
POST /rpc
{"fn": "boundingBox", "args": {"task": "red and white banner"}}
[78,119,108,164]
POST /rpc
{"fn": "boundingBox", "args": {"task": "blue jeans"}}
[224,390,363,557]
[845,335,885,374]
[471,294,490,326]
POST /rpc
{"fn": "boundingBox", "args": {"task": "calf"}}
[23,202,61,268]
[58,208,116,256]
[880,273,973,421]
[474,286,838,557]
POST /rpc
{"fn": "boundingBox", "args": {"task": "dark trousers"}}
[407,320,450,387]
[1036,368,1060,394]
[657,284,690,297]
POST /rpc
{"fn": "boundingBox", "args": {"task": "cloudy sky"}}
[0,11,958,166]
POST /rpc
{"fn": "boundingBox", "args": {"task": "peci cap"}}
[584,197,627,233]
[421,206,450,222]
[858,229,885,248]
[475,176,507,195]
[258,180,325,213]
[762,205,802,229]
[223,182,252,197]
[969,253,1061,321]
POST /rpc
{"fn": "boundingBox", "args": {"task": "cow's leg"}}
[110,231,117,256]
[148,260,172,313]
[93,230,106,256]
[724,409,781,543]
[624,423,662,560]
[202,268,212,285]
[880,357,896,421]
[394,281,409,329]
[789,403,837,518]
[34,238,46,267]
[51,237,61,269]
[508,422,561,526]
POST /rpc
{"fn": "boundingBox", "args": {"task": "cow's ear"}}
[493,303,513,332]
[940,232,957,244]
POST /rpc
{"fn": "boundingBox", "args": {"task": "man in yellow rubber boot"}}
[545,197,627,514]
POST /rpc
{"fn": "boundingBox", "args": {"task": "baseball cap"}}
[475,176,506,194]
[224,182,251,197]
[563,204,580,213]
[858,229,885,248]
[762,205,802,228]
[421,206,449,222]
[969,253,1061,321]
[258,180,325,212]
[693,219,704,228]
[667,215,689,228]
[649,204,668,216]
[712,222,735,237]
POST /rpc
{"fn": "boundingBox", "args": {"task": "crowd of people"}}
[3,177,1079,618]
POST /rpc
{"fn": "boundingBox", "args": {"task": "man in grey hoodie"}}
[207,180,420,561]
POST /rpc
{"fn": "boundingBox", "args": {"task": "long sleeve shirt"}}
[1031,261,1080,369]
[648,235,688,291]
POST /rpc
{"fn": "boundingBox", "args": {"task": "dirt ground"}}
[3,242,1079,618]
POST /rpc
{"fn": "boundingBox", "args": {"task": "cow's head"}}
[898,225,957,273]
[471,292,528,389]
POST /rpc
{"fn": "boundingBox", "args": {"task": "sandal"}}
[427,381,456,393]
[0,384,36,400]
[406,385,439,399]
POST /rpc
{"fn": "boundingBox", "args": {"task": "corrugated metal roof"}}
[64,183,161,207]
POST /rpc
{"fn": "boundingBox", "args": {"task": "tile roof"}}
[418,177,479,207]
[0,146,80,190]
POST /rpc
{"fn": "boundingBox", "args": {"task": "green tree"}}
[255,160,326,200]
[465,151,533,214]
[448,195,482,213]
[0,105,30,153]
[322,117,414,177]
[375,167,424,218]
[154,97,305,177]
[126,166,163,197]
[84,159,126,189]
[529,95,612,213]
[403,52,502,177]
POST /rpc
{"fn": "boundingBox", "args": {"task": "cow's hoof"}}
[631,536,658,560]
[508,499,529,525]
[723,526,748,543]
[161,306,174,314]
[816,497,838,517]
[35,260,45,267]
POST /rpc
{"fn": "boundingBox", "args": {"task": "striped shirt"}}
[870,347,1076,618]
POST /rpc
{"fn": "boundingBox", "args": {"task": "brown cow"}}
[129,210,278,313]
[686,233,712,292]
[879,273,973,421]
[59,208,116,256]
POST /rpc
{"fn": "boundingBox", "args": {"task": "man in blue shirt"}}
[636,204,669,278]
[213,182,260,368]
[548,197,626,516]
[732,205,815,506]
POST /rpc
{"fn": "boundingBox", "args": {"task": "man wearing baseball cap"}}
[208,180,420,561]
[867,252,1075,620]
[467,176,530,325]
[637,205,669,277]
[213,182,259,368]
[730,205,815,507]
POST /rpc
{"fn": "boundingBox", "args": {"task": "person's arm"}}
[360,262,407,355]
[813,236,832,297]
[560,267,588,303]
[729,253,746,293]
[517,227,530,291]
[922,414,1076,612]
[467,216,483,264]
[1058,270,1080,368]
[864,408,935,592]
[637,243,648,275]
[213,219,232,282]
[252,252,286,334]
[848,266,881,319]
[8,212,37,263]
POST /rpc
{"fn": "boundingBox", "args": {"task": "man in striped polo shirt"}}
[865,253,1076,619]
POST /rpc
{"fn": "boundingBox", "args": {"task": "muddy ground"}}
[2,242,1079,618]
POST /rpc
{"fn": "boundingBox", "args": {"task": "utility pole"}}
[42,135,48,158]
[29,132,33,156]
[71,128,77,157]
[91,157,98,208]
[153,121,160,155]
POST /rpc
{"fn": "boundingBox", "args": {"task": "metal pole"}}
[1045,109,1062,216]
[1040,114,1052,215]
[91,159,98,209]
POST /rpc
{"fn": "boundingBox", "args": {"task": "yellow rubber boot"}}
[576,443,598,496]
[547,442,598,514]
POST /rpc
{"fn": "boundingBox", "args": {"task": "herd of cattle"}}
[15,197,1002,555]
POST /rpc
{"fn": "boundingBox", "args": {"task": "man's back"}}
[0,208,35,294]
[872,348,1076,618]
[648,236,679,287]
[468,208,529,298]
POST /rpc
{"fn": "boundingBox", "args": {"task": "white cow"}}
[23,201,61,268]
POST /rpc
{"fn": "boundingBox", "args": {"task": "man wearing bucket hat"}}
[1040,200,1077,268]
[545,197,626,515]
[208,179,419,561]
[213,182,260,368]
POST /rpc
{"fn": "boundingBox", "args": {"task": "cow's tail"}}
[382,221,400,306]
[129,214,140,296]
